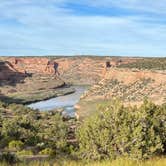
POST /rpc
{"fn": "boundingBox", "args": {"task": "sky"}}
[0,0,166,57]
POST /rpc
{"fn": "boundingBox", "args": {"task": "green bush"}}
[0,152,18,164]
[17,150,33,156]
[1,115,41,146]
[39,148,54,155]
[0,101,7,108]
[0,137,12,149]
[8,140,24,151]
[77,100,166,160]
[44,114,68,151]
[2,118,21,139]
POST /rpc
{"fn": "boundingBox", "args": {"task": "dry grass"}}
[0,157,166,166]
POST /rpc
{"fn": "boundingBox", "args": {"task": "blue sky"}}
[0,0,166,57]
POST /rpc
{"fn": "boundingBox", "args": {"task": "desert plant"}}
[44,114,68,152]
[0,152,18,164]
[39,148,54,155]
[17,149,33,156]
[8,140,24,151]
[77,100,166,160]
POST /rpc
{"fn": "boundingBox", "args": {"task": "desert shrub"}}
[1,116,41,147]
[0,152,18,164]
[39,148,54,155]
[44,114,68,152]
[2,118,21,139]
[0,101,7,108]
[118,58,166,70]
[8,140,24,151]
[77,100,166,160]
[17,150,33,156]
[8,104,35,116]
[0,137,12,149]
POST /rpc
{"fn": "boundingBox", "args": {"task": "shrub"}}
[0,152,18,164]
[17,150,33,156]
[8,140,24,151]
[77,100,166,160]
[44,114,68,151]
[39,148,54,155]
[0,137,12,149]
[2,119,21,139]
[0,101,7,108]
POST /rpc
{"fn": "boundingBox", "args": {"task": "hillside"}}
[76,68,166,118]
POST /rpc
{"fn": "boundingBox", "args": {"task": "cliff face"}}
[2,57,127,85]
[0,61,26,84]
[0,56,143,85]
[7,58,58,75]
[55,57,138,85]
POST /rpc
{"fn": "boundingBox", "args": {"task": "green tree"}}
[77,100,166,160]
[44,114,68,152]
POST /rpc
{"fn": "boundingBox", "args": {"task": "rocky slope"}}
[81,69,166,104]
[76,68,166,119]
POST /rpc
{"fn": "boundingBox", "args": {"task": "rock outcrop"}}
[0,61,26,85]
[7,57,58,75]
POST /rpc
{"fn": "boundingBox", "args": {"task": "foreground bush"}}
[77,100,166,160]
[8,140,24,151]
[39,148,54,155]
[0,152,18,164]
[17,150,33,156]
[0,101,69,158]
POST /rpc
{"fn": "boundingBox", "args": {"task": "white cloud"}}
[0,0,165,56]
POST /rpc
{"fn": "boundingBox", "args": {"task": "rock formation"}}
[7,58,58,75]
[0,57,137,85]
[0,61,26,85]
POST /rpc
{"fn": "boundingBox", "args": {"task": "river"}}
[28,86,88,117]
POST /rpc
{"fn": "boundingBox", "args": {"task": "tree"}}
[77,100,166,160]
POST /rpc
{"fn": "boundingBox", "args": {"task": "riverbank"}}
[0,74,75,104]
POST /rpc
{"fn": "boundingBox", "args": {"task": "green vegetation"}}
[0,157,166,166]
[0,101,69,161]
[8,140,24,151]
[77,100,166,160]
[118,58,166,70]
[0,100,165,165]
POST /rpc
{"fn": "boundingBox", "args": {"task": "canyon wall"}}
[0,61,26,84]
[0,57,139,85]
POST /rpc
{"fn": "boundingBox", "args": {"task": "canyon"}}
[0,57,166,118]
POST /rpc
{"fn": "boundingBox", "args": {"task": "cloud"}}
[0,0,165,56]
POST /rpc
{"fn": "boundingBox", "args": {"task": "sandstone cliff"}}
[2,57,130,85]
